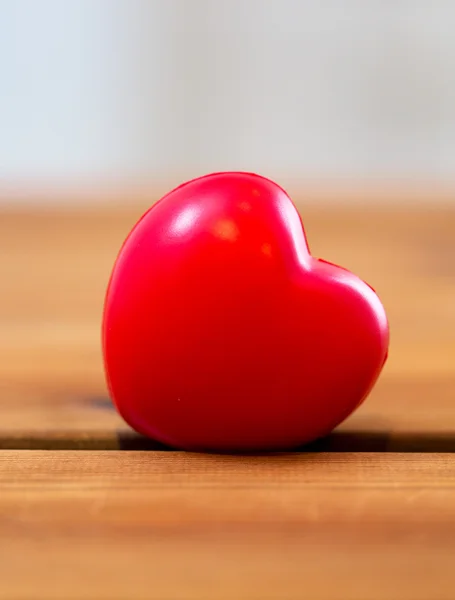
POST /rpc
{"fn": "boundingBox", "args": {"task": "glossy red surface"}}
[102,172,389,452]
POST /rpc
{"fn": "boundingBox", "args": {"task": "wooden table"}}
[0,198,454,599]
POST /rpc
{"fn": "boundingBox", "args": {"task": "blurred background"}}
[1,0,455,204]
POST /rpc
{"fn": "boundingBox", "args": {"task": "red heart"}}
[102,172,389,452]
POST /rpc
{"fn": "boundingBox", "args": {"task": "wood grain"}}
[1,197,454,599]
[1,451,455,600]
[0,203,454,449]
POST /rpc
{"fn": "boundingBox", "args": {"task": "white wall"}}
[1,0,455,199]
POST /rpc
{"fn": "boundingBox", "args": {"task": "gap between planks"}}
[2,429,455,452]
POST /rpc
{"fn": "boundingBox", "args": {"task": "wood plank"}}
[0,377,454,451]
[0,203,454,449]
[1,451,455,600]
